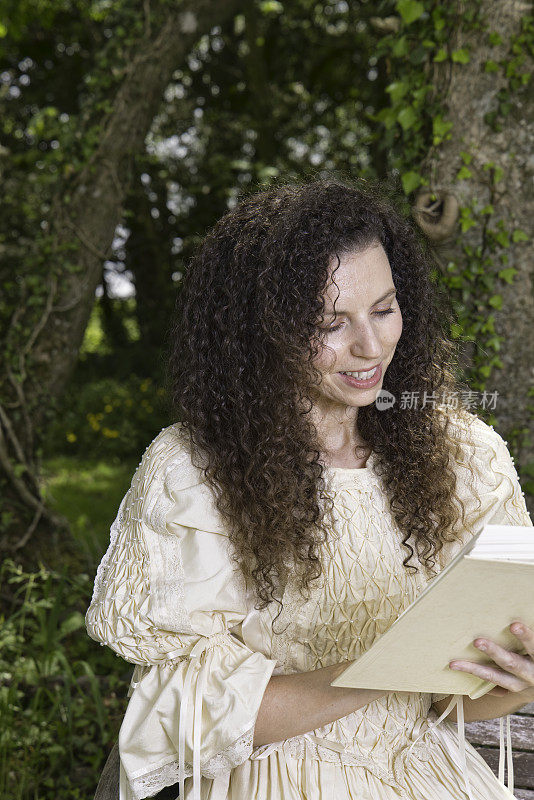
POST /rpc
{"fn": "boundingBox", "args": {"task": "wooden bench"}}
[94,707,534,799]
[464,701,534,799]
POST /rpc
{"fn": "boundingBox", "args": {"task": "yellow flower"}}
[104,404,113,413]
[66,432,77,442]
[102,427,119,438]
[140,378,152,392]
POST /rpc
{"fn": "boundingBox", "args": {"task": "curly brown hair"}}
[164,176,472,622]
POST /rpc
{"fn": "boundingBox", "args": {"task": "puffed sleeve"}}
[451,411,532,532]
[431,409,533,706]
[85,424,278,800]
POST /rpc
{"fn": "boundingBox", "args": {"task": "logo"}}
[375,390,395,411]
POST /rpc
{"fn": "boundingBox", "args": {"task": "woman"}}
[86,178,534,800]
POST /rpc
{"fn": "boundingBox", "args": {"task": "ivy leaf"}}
[460,217,476,233]
[493,166,504,183]
[432,8,446,31]
[396,0,425,25]
[456,166,472,180]
[385,81,408,103]
[488,295,503,310]
[451,48,470,63]
[484,60,500,73]
[512,228,529,243]
[460,151,472,165]
[401,171,422,194]
[497,268,518,283]
[433,48,447,62]
[392,36,409,57]
[397,105,418,130]
[450,323,463,339]
[412,85,431,102]
[495,231,510,247]
[432,116,452,143]
[488,31,502,46]
[374,107,397,129]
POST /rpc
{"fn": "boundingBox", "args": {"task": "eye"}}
[320,308,395,333]
[375,308,395,317]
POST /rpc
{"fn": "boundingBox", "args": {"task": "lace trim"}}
[145,475,195,635]
[130,758,192,799]
[202,726,255,777]
[250,729,432,797]
[128,726,255,798]
[270,569,323,674]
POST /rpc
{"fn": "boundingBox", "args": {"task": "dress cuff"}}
[119,632,277,800]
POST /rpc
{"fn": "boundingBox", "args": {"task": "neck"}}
[307,403,369,459]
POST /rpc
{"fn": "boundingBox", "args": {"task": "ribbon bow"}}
[121,631,231,800]
[402,694,515,800]
[177,632,232,800]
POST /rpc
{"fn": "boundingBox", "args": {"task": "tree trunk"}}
[0,0,242,562]
[420,0,533,513]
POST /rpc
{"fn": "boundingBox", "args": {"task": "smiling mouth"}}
[338,363,381,377]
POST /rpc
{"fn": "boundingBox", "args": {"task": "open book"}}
[331,524,534,700]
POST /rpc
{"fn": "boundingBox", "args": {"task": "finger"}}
[473,637,534,686]
[449,661,529,693]
[488,687,512,697]
[510,622,534,658]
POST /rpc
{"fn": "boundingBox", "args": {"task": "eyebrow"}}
[323,288,397,316]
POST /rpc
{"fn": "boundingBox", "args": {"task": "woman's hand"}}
[449,621,534,698]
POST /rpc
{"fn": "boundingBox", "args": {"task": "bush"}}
[0,560,130,799]
[42,375,171,459]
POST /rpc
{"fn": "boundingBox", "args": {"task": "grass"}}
[38,454,139,566]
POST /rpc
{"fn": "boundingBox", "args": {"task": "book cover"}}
[331,525,534,699]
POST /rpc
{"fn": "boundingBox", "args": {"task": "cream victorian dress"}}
[86,410,533,800]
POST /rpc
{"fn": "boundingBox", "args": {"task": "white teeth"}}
[341,367,378,380]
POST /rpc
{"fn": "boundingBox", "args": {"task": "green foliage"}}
[39,453,138,562]
[42,375,170,459]
[371,0,533,484]
[396,0,424,26]
[451,47,470,63]
[370,2,475,191]
[0,559,130,799]
[259,0,284,14]
[483,13,533,131]
[80,297,140,357]
[401,170,423,194]
[1,3,533,792]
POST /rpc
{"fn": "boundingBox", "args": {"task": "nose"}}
[349,323,383,361]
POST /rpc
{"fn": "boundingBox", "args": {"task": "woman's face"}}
[311,241,403,414]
